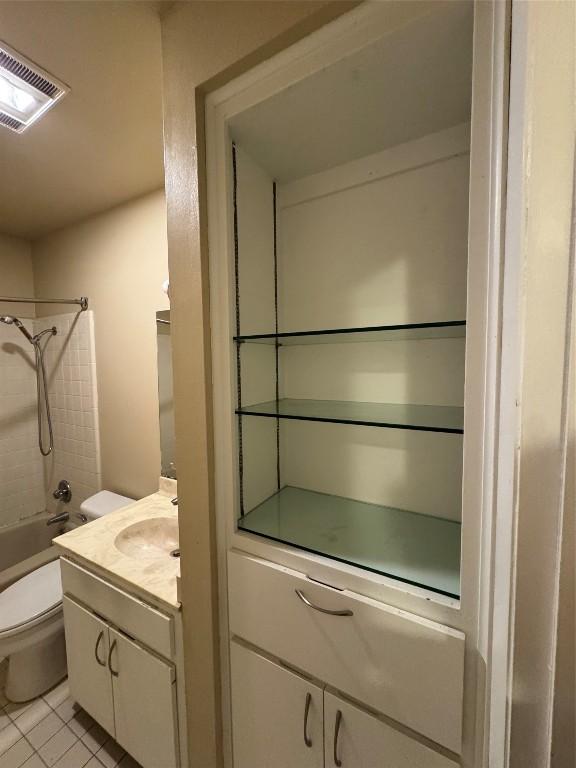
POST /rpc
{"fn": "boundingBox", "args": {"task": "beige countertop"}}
[53,478,180,612]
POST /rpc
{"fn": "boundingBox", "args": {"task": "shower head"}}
[0,315,34,343]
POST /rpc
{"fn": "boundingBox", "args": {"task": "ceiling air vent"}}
[0,41,68,133]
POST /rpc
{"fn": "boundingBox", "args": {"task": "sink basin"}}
[114,517,179,560]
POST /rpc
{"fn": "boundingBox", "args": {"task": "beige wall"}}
[160,3,357,765]
[0,233,35,318]
[32,190,169,500]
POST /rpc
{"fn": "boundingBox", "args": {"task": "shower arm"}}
[0,296,88,311]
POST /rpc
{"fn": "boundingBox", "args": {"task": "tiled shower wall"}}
[0,310,101,528]
[41,311,102,519]
[0,320,45,526]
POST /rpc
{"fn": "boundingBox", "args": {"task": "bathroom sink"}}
[114,517,179,560]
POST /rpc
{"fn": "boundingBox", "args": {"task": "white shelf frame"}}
[205,3,511,766]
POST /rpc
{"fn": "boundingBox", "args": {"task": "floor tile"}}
[3,703,32,724]
[20,755,45,768]
[84,759,105,768]
[38,726,77,767]
[80,726,108,756]
[0,665,8,701]
[51,740,92,768]
[13,701,52,735]
[0,738,32,768]
[67,711,95,740]
[0,725,20,757]
[0,737,33,768]
[54,701,80,726]
[43,682,69,712]
[27,713,64,750]
[116,754,141,768]
[0,712,12,733]
[94,740,124,768]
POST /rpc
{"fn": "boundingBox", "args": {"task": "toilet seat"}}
[0,560,62,636]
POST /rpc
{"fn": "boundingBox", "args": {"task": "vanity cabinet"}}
[231,641,458,768]
[61,561,180,768]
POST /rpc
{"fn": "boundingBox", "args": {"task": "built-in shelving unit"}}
[228,44,470,598]
[238,486,461,598]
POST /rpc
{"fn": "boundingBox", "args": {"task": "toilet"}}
[0,491,134,702]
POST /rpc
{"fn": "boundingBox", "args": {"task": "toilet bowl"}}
[0,490,135,703]
[0,560,66,702]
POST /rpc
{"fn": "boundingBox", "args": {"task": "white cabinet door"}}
[62,596,115,736]
[324,692,458,768]
[109,628,179,768]
[228,551,464,753]
[231,641,324,768]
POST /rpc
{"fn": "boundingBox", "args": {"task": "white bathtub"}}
[0,513,65,589]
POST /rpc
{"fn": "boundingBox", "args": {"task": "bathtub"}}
[0,513,65,591]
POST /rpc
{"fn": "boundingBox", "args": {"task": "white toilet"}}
[0,491,133,702]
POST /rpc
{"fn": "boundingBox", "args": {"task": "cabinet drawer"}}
[60,558,174,659]
[228,551,464,753]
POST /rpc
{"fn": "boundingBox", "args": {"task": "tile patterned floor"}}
[0,679,142,768]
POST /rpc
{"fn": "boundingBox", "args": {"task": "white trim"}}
[278,122,471,210]
[208,1,451,121]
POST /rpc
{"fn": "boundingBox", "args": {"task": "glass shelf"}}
[237,398,464,433]
[235,320,466,345]
[238,486,461,598]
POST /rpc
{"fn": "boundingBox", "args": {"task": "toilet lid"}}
[0,560,62,633]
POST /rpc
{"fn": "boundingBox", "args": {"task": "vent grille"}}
[0,47,62,98]
[0,111,24,132]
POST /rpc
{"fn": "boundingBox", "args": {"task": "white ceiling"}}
[230,2,473,182]
[0,1,165,239]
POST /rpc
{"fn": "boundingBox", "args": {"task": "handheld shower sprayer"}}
[0,315,34,342]
[0,315,57,455]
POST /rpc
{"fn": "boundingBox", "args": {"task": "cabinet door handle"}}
[94,630,106,667]
[107,638,119,677]
[333,709,343,766]
[303,692,313,747]
[295,589,353,617]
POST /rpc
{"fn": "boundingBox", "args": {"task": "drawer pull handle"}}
[334,709,343,766]
[303,692,313,747]
[94,630,106,667]
[295,589,353,617]
[108,639,119,677]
